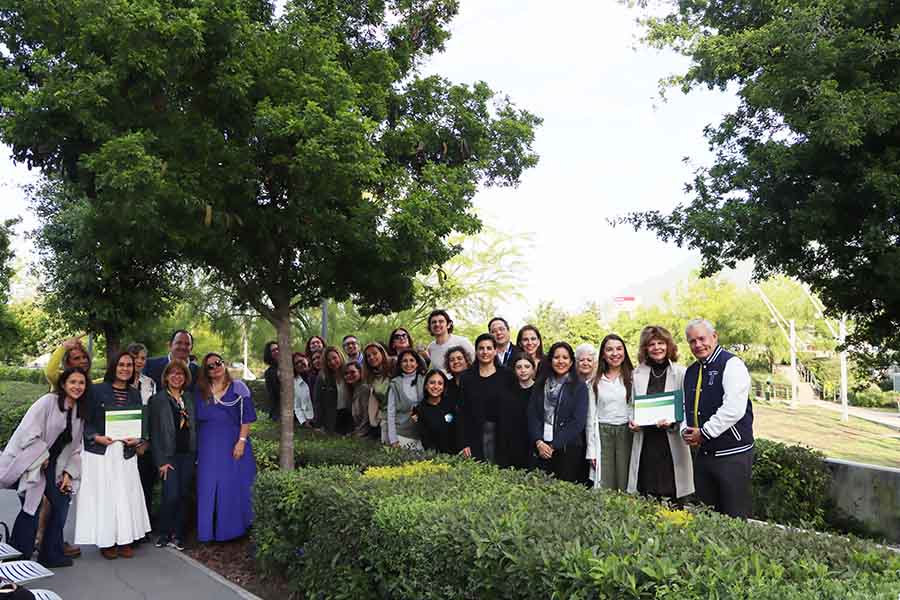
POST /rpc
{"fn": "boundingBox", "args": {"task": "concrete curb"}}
[164,547,265,600]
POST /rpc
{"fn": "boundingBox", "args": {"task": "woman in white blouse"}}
[586,334,635,490]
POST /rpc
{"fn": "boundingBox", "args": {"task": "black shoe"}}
[167,539,185,551]
[154,537,168,548]
[40,557,74,568]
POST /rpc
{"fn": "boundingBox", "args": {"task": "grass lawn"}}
[755,400,900,467]
[0,380,48,406]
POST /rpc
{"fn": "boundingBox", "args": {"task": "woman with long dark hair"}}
[194,353,257,542]
[527,342,589,483]
[516,325,544,368]
[75,351,150,559]
[416,369,460,454]
[386,348,427,449]
[0,367,88,567]
[459,333,512,463]
[362,342,392,442]
[586,334,635,491]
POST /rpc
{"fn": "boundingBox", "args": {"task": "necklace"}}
[650,364,668,379]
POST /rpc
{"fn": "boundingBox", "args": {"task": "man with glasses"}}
[488,317,515,367]
[342,335,364,366]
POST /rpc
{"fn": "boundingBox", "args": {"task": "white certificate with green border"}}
[105,408,143,440]
[632,390,684,427]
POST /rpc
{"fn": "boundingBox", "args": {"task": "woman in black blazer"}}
[74,351,151,559]
[528,342,589,483]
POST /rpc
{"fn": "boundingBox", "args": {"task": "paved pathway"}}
[0,490,255,600]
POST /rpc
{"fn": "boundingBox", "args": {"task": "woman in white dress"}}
[75,351,151,560]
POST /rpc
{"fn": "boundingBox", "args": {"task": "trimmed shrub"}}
[751,438,832,529]
[254,461,900,599]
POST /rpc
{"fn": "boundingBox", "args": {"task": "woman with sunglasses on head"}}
[194,353,257,543]
[527,342,589,483]
[148,359,196,551]
[0,367,88,568]
[75,351,150,559]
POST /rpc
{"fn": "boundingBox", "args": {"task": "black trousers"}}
[138,452,158,528]
[693,449,753,519]
[536,444,587,483]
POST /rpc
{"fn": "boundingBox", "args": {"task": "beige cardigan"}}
[626,363,695,498]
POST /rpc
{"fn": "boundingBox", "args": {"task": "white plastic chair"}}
[0,560,53,584]
[31,590,63,600]
[0,543,22,562]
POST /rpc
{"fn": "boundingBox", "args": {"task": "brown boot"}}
[118,544,134,559]
[100,546,118,560]
[63,543,81,558]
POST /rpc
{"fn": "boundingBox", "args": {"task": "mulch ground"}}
[184,535,295,600]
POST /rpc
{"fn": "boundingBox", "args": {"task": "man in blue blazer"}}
[145,329,199,391]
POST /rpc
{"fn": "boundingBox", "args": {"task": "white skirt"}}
[74,443,151,547]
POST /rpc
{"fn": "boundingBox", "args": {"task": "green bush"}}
[252,433,432,473]
[751,438,833,530]
[849,388,897,409]
[254,461,900,599]
[0,365,47,385]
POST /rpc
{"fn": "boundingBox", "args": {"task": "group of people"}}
[0,330,257,567]
[267,311,755,519]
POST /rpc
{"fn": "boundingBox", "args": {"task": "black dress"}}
[496,384,533,469]
[637,362,677,498]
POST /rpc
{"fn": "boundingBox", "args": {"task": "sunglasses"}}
[205,359,225,370]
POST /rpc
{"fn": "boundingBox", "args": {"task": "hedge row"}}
[253,459,900,599]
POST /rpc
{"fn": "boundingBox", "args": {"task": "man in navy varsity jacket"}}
[681,319,754,518]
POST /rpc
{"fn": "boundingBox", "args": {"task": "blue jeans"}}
[11,457,70,565]
[158,453,194,541]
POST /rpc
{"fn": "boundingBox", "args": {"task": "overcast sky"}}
[0,1,738,320]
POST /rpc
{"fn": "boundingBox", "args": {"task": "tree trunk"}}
[273,304,296,470]
[103,322,121,366]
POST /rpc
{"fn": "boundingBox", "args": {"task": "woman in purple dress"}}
[194,353,257,542]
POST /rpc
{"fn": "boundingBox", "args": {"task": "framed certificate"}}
[105,408,143,440]
[632,390,684,427]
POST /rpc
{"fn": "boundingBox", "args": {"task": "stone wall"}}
[826,458,900,543]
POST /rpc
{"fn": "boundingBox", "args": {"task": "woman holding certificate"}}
[195,353,257,542]
[626,326,694,501]
[75,351,151,560]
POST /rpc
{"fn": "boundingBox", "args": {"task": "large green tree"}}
[621,0,900,355]
[29,179,184,363]
[0,218,21,360]
[0,0,540,467]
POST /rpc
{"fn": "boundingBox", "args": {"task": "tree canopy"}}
[0,0,541,467]
[621,0,900,355]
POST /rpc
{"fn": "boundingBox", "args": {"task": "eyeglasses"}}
[392,332,409,339]
[206,359,225,371]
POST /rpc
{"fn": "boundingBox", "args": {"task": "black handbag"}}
[0,578,35,600]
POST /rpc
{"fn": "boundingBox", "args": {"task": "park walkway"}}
[0,490,257,600]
